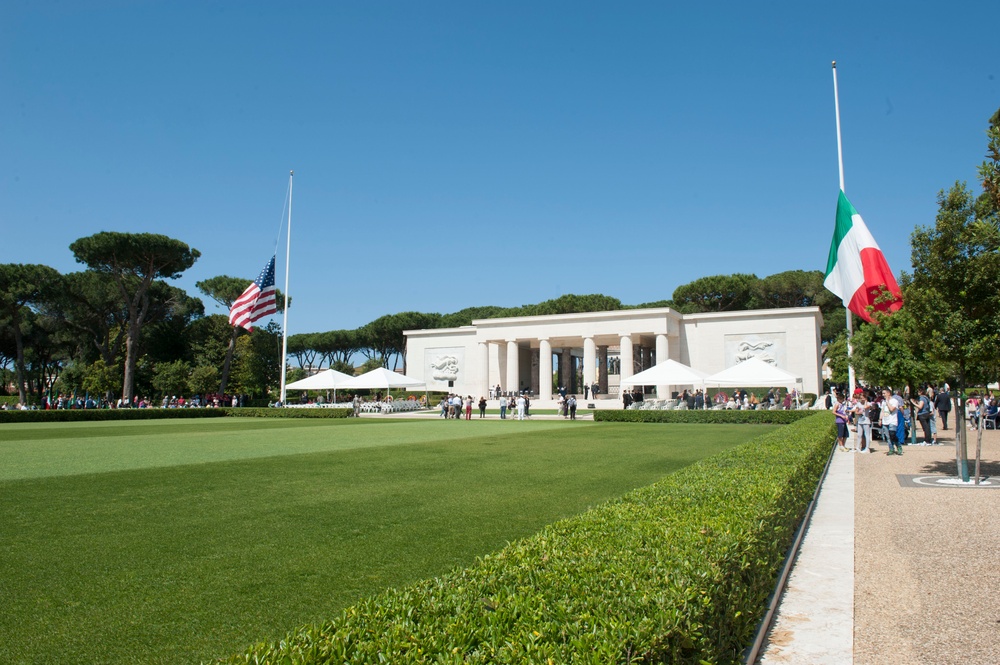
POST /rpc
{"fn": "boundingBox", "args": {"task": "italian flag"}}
[824,190,902,323]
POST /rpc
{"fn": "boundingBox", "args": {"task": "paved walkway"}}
[759,445,854,664]
[759,422,1000,664]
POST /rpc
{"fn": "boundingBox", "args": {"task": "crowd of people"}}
[0,392,248,410]
[621,387,803,410]
[438,393,540,420]
[832,385,955,454]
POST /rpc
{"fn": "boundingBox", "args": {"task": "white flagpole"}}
[279,170,293,405]
[832,61,857,395]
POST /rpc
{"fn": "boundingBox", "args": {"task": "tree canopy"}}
[0,263,61,403]
[671,273,760,313]
[70,232,200,403]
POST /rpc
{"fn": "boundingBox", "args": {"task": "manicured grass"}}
[0,418,771,664]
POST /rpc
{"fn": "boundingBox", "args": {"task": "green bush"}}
[0,407,352,424]
[223,412,834,665]
[0,408,229,423]
[0,395,41,408]
[594,408,815,425]
[226,407,352,419]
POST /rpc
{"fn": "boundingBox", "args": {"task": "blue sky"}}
[3,1,998,336]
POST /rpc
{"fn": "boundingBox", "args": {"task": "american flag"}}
[229,256,278,331]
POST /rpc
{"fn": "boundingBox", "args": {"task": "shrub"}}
[223,412,834,665]
[594,409,815,425]
[0,407,352,424]
[0,408,229,423]
[227,407,352,419]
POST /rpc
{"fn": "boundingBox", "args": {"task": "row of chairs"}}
[358,400,426,414]
[627,399,816,411]
[627,399,686,411]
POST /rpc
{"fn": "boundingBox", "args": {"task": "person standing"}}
[499,398,507,419]
[911,388,933,445]
[834,393,850,451]
[926,386,939,444]
[464,396,473,420]
[880,389,903,455]
[623,389,633,409]
[568,395,577,420]
[934,387,952,430]
[516,394,526,420]
[853,394,872,453]
[478,396,487,418]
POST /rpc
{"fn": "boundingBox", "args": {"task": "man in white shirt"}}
[516,394,526,421]
[880,389,903,455]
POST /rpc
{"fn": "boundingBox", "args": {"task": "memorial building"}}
[403,306,823,402]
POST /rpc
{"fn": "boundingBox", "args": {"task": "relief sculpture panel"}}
[425,347,464,386]
[724,333,786,368]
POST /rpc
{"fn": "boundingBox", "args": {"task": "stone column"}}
[583,336,596,393]
[560,348,572,392]
[506,340,519,394]
[539,338,553,401]
[530,348,540,396]
[655,333,670,399]
[620,335,634,384]
[598,345,609,396]
[478,342,489,398]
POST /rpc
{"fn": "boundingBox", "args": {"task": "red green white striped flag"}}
[823,190,902,322]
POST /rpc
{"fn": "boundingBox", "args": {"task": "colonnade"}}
[477,333,671,400]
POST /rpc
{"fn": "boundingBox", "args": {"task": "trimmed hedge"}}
[594,408,817,425]
[226,407,353,419]
[0,407,230,423]
[0,407,352,424]
[223,412,834,665]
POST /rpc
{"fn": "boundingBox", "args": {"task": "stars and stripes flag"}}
[823,190,902,323]
[229,256,278,331]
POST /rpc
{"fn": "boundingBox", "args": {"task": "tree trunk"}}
[219,326,239,395]
[12,311,26,405]
[955,386,970,482]
[122,320,141,406]
[974,419,983,485]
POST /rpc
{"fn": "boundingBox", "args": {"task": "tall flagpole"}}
[279,170,293,405]
[832,61,857,395]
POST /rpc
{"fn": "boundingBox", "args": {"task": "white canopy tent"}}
[284,368,354,405]
[703,356,802,387]
[339,367,426,392]
[619,359,709,388]
[285,368,354,391]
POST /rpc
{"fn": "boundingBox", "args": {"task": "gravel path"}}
[854,424,1000,665]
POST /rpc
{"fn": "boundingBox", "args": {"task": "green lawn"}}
[0,418,771,664]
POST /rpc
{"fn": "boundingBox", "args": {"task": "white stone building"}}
[404,306,824,403]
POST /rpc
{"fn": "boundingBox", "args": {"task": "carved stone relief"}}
[425,347,464,386]
[724,333,786,367]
